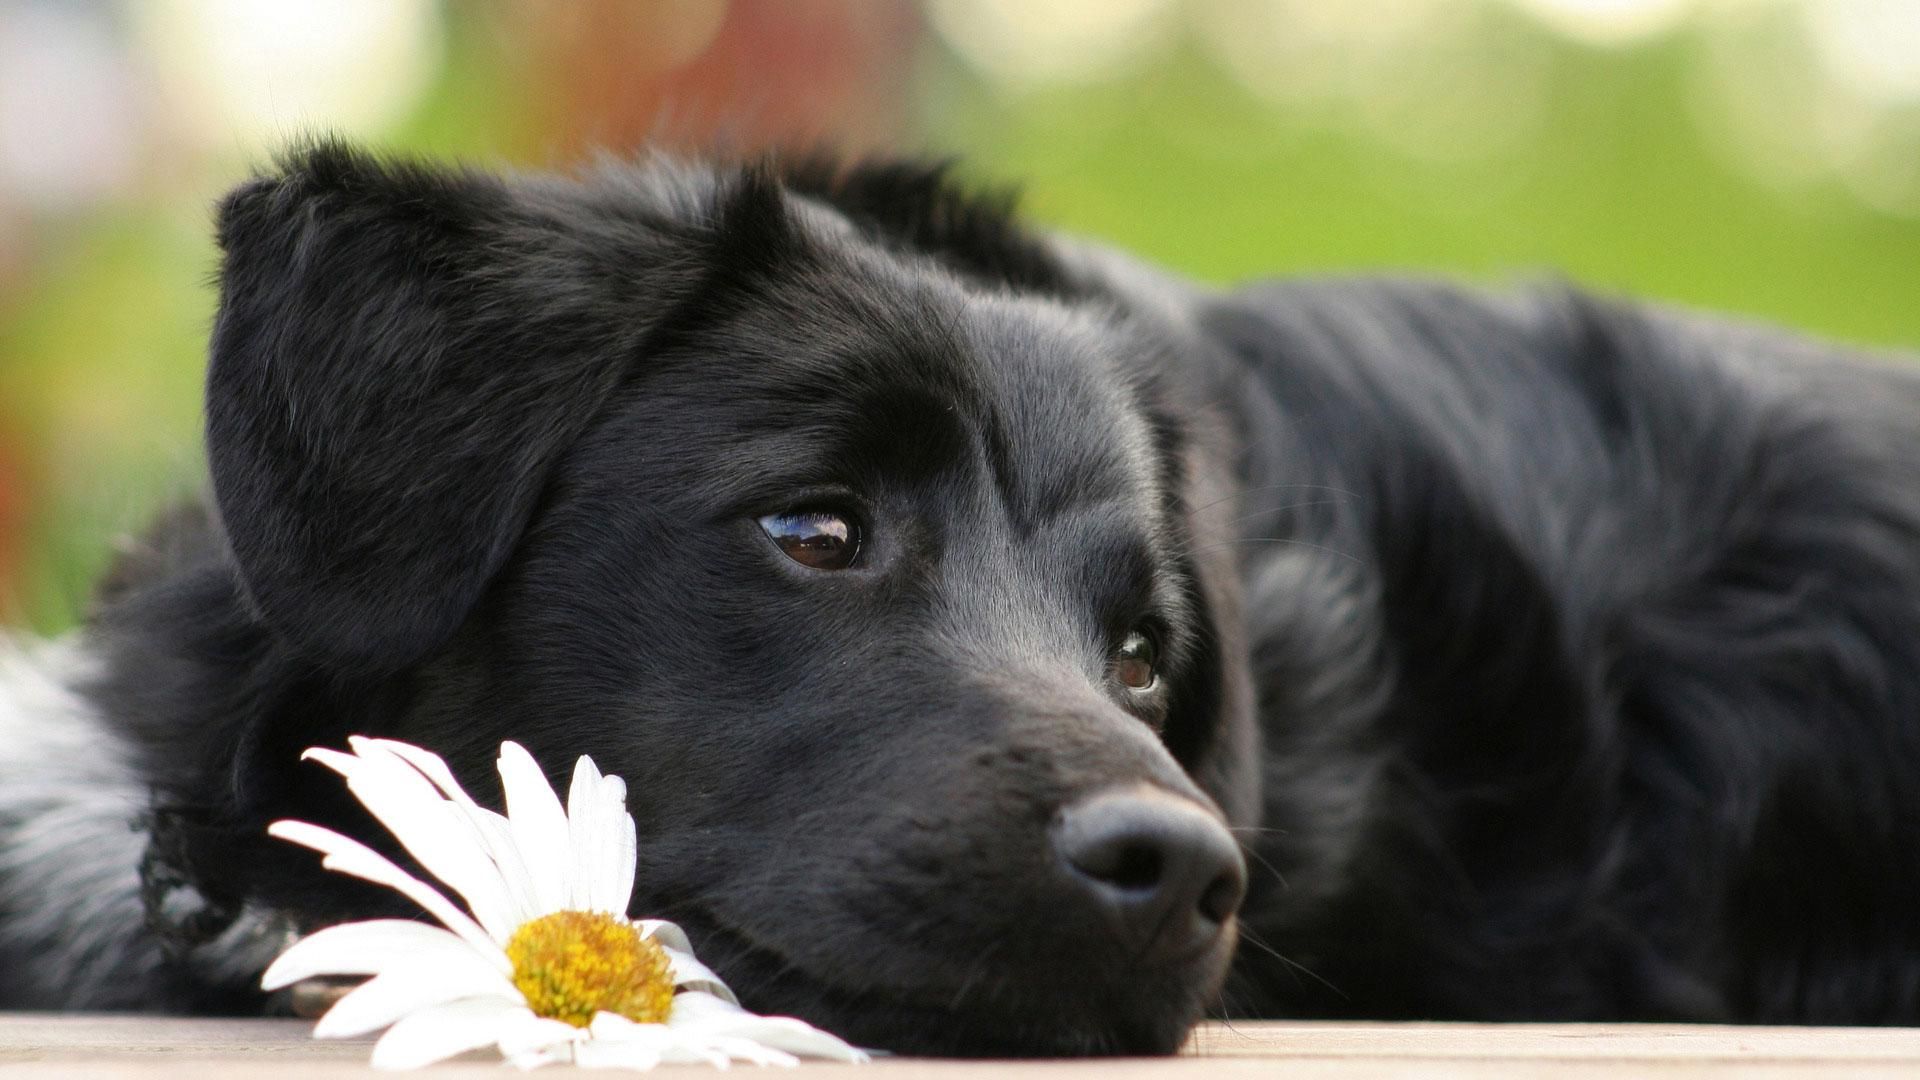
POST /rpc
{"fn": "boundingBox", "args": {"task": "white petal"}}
[572,1018,667,1071]
[301,746,361,775]
[667,991,870,1063]
[369,997,530,1070]
[262,919,472,990]
[632,922,737,1003]
[311,741,518,942]
[585,1014,718,1069]
[734,1022,869,1064]
[665,990,751,1026]
[596,776,637,915]
[566,756,605,912]
[458,805,541,932]
[661,946,738,1005]
[636,920,693,953]
[368,738,543,929]
[495,1010,586,1060]
[660,1043,735,1069]
[591,1012,798,1069]
[506,1046,570,1071]
[497,742,571,916]
[570,1042,664,1070]
[356,739,479,804]
[313,950,521,1039]
[267,820,507,971]
[699,1035,802,1068]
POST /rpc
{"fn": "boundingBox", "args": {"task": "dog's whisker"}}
[1212,500,1349,531]
[1237,927,1349,1002]
[1183,482,1364,521]
[1199,989,1256,1047]
[946,938,1003,1013]
[1178,536,1367,566]
[1238,843,1291,893]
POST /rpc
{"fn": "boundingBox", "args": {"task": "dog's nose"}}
[1051,787,1247,963]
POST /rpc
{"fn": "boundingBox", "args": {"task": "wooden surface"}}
[3,1016,1920,1078]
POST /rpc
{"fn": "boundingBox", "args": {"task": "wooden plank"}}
[1,1016,1918,1078]
[1189,1020,1920,1060]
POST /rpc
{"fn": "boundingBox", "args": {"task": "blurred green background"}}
[1,0,1916,634]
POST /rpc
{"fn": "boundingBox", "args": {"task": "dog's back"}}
[1210,279,1920,1022]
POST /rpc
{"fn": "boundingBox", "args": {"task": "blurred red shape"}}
[504,0,922,160]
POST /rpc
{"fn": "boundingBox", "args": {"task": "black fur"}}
[7,140,1920,1051]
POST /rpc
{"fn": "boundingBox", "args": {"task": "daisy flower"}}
[260,736,869,1070]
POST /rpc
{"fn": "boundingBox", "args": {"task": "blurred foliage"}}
[0,0,1915,635]
[936,40,1920,347]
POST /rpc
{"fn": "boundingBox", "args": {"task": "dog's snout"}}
[1051,787,1248,963]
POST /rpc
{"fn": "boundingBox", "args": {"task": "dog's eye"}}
[1113,631,1158,692]
[758,510,862,571]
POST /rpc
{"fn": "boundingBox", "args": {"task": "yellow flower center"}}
[505,911,675,1028]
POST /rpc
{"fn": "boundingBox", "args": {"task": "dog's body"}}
[3,144,1919,1051]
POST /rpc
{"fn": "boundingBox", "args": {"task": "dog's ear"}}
[207,141,708,670]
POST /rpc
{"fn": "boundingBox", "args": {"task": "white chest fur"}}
[0,637,161,1006]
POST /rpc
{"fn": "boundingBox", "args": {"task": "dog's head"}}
[204,143,1260,1055]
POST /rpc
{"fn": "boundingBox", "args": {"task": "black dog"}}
[1,140,1918,1054]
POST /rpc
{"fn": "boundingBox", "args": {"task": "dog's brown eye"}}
[758,510,861,571]
[1113,631,1158,691]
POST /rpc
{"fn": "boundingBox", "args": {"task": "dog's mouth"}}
[665,905,1233,1057]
